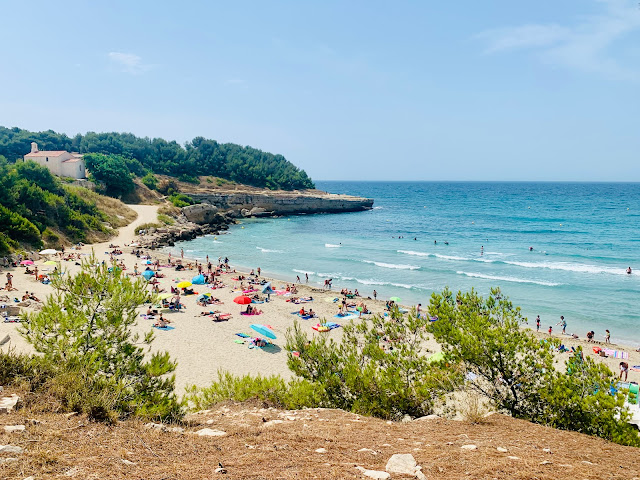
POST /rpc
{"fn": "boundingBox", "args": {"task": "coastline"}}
[1,203,638,396]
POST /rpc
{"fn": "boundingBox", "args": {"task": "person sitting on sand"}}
[586,330,594,342]
[299,307,306,316]
[308,308,315,317]
[251,337,267,347]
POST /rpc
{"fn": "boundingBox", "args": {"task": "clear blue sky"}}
[1,0,638,181]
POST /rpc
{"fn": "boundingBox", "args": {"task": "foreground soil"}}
[1,394,639,479]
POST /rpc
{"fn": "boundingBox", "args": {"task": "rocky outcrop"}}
[135,212,234,248]
[187,191,373,217]
[181,204,220,225]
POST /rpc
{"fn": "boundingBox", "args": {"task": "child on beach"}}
[536,315,540,332]
[605,329,611,343]
[548,326,552,335]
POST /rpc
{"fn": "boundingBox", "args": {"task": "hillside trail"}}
[92,204,158,252]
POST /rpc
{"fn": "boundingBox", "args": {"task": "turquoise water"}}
[166,182,640,345]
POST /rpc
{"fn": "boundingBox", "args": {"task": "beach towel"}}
[604,349,629,359]
[153,325,175,331]
[630,365,640,373]
[334,313,356,319]
[236,333,251,338]
[240,311,262,316]
[234,339,245,344]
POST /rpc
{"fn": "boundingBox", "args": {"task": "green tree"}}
[84,153,135,197]
[428,287,640,446]
[286,309,456,419]
[20,255,181,422]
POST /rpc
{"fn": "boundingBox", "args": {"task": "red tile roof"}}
[25,151,68,157]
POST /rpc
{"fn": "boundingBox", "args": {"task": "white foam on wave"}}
[499,260,628,276]
[397,250,467,261]
[456,271,561,287]
[293,269,315,275]
[256,247,283,253]
[363,260,420,270]
[352,278,415,289]
[372,206,383,210]
[325,243,342,248]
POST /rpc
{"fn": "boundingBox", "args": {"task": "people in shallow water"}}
[627,266,632,274]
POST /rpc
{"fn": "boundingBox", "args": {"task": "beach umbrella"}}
[196,293,211,301]
[250,324,276,340]
[43,261,57,266]
[192,274,206,285]
[39,249,58,255]
[261,282,274,294]
[142,270,155,280]
[158,293,172,300]
[176,281,192,289]
[20,260,34,265]
[143,260,153,265]
[233,295,252,305]
[390,297,401,303]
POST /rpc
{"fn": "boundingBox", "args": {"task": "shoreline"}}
[1,204,638,395]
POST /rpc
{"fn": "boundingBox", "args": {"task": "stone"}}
[0,445,24,454]
[64,411,79,419]
[401,415,412,423]
[496,447,508,453]
[415,414,440,421]
[214,467,227,474]
[385,453,418,475]
[0,394,21,414]
[144,422,165,431]
[415,469,427,480]
[262,419,284,427]
[4,425,25,433]
[357,448,378,455]
[507,456,520,460]
[355,466,391,479]
[121,459,136,465]
[0,457,19,464]
[315,448,327,453]
[195,428,227,437]
[23,477,35,480]
[543,448,552,453]
[461,444,478,450]
[540,460,553,465]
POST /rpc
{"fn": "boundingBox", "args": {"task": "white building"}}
[23,142,86,179]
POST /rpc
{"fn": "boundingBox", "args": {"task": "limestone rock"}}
[496,446,508,453]
[415,414,440,421]
[262,419,284,427]
[315,448,327,453]
[355,466,391,479]
[357,448,378,455]
[385,453,418,475]
[461,444,477,450]
[0,445,24,454]
[182,204,220,225]
[4,425,25,433]
[121,459,136,465]
[195,428,227,437]
[0,394,21,414]
[507,456,520,460]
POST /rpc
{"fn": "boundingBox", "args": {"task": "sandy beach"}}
[1,204,639,395]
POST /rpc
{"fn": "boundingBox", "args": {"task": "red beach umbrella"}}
[233,295,252,305]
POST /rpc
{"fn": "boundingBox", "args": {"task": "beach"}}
[1,204,639,395]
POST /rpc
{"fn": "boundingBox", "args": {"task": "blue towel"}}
[153,325,175,331]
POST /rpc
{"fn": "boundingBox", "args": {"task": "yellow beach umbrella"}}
[157,293,172,300]
[176,281,192,289]
[43,260,57,266]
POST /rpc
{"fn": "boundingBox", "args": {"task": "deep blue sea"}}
[166,182,640,345]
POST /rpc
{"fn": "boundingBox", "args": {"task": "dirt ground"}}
[1,390,639,480]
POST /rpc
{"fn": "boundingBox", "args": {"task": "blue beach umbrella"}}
[143,260,153,265]
[142,270,155,280]
[250,324,276,340]
[261,282,275,294]
[192,274,206,285]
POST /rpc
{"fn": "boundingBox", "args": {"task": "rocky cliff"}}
[187,191,373,217]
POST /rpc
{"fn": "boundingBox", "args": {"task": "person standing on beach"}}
[548,325,552,335]
[6,272,13,289]
[305,273,308,283]
[373,289,377,300]
[620,362,629,381]
[536,315,540,332]
[605,329,611,344]
[296,275,301,283]
[556,316,567,334]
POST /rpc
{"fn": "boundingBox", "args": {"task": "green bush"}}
[84,153,135,197]
[157,213,175,225]
[286,310,457,420]
[141,172,158,190]
[0,231,18,254]
[428,287,640,447]
[169,193,194,208]
[20,256,182,422]
[178,174,199,184]
[186,371,325,411]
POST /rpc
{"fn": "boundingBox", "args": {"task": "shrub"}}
[134,222,162,235]
[141,172,158,190]
[84,153,135,197]
[42,228,60,246]
[20,256,182,422]
[157,179,178,195]
[0,231,18,254]
[157,213,175,225]
[286,310,458,420]
[178,174,200,184]
[169,193,194,208]
[186,371,325,411]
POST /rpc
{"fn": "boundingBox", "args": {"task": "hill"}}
[0,157,136,253]
[0,394,638,479]
[0,126,314,191]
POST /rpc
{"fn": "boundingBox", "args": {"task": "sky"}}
[1,0,639,181]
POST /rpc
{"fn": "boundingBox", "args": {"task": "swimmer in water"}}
[627,267,632,274]
[481,246,484,256]
[529,246,533,251]
[444,241,449,245]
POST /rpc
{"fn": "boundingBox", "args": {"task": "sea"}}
[165,182,640,346]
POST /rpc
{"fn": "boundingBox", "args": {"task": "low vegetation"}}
[134,222,162,235]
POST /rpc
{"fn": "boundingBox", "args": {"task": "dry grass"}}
[65,185,137,228]
[121,178,164,205]
[0,388,638,479]
[458,389,491,424]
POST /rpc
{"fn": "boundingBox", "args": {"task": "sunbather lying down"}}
[200,310,221,316]
[211,313,232,322]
